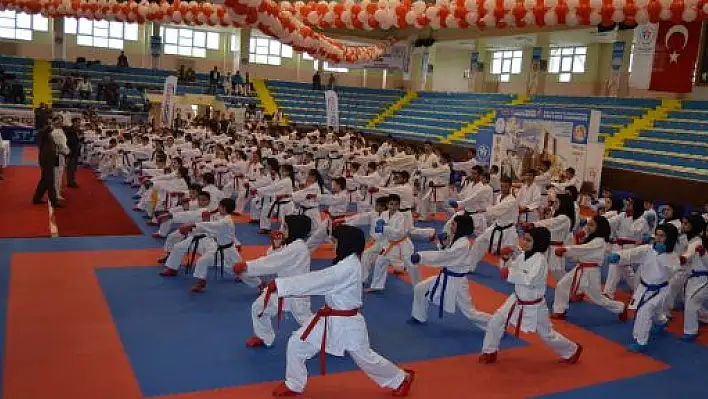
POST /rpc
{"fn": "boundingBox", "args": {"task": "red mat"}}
[22,146,38,164]
[0,167,51,238]
[53,168,142,237]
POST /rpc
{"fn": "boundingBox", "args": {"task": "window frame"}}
[548,46,587,83]
[247,31,293,66]
[161,26,219,58]
[0,10,48,42]
[490,49,523,83]
[64,17,138,50]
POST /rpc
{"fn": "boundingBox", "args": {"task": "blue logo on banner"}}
[476,128,494,168]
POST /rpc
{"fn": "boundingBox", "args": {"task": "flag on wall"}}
[324,90,339,132]
[629,21,702,93]
[160,76,178,128]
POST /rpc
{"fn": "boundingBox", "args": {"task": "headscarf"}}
[684,214,706,241]
[664,203,684,222]
[283,215,311,244]
[525,226,551,260]
[451,215,475,245]
[655,223,679,253]
[332,225,366,264]
[585,215,611,243]
[555,194,576,232]
[629,196,644,220]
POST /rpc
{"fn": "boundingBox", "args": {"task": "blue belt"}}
[636,279,668,310]
[426,267,469,319]
[689,270,708,279]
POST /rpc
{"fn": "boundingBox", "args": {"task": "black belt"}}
[213,241,234,278]
[488,223,514,255]
[298,205,317,215]
[185,234,207,274]
[400,207,413,212]
[268,198,292,218]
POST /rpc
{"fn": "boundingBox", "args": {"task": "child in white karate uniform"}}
[343,196,389,282]
[479,226,582,364]
[291,169,325,231]
[154,190,210,242]
[267,225,415,397]
[254,164,295,234]
[408,215,491,329]
[679,216,707,342]
[232,215,314,348]
[607,223,679,352]
[305,176,349,251]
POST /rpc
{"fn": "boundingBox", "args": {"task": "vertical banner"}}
[160,76,178,128]
[491,107,603,189]
[527,47,543,96]
[630,21,701,92]
[325,90,340,132]
[420,48,430,90]
[608,41,625,97]
[475,127,494,168]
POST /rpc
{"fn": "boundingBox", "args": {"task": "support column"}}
[237,28,250,74]
[382,69,388,89]
[52,18,66,61]
[362,68,367,87]
[528,33,550,96]
[469,39,485,92]
[150,22,162,70]
[419,47,430,90]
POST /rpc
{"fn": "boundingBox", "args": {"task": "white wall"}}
[431,46,471,92]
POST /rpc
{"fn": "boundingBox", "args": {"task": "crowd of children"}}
[79,114,708,396]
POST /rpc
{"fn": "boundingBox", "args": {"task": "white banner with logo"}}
[160,75,178,128]
[334,43,412,73]
[325,90,339,132]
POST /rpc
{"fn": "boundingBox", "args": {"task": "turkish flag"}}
[649,21,702,93]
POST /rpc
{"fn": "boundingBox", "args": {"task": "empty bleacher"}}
[266,80,402,129]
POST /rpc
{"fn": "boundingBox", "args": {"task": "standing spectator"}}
[117,51,129,67]
[244,72,251,95]
[327,72,336,90]
[177,65,186,82]
[64,117,82,188]
[223,71,232,95]
[105,77,119,108]
[60,75,75,98]
[77,77,92,100]
[32,115,65,207]
[312,70,321,90]
[232,71,244,95]
[186,68,196,82]
[209,66,220,94]
[34,102,50,132]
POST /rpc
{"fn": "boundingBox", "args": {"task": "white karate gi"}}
[305,191,348,251]
[291,183,323,231]
[614,245,676,345]
[276,254,406,393]
[682,240,708,335]
[159,206,208,241]
[552,238,625,315]
[411,237,491,328]
[447,181,492,238]
[467,193,520,270]
[369,210,417,289]
[604,212,652,297]
[418,165,449,221]
[242,239,313,346]
[190,216,241,280]
[481,252,578,359]
[256,178,295,230]
[517,183,542,223]
[534,215,573,282]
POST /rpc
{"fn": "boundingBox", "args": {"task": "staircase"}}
[604,99,682,155]
[366,89,417,129]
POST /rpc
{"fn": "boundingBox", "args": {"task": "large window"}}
[249,33,293,66]
[0,11,48,41]
[323,62,348,73]
[162,26,219,58]
[65,18,138,49]
[549,46,587,82]
[491,50,522,82]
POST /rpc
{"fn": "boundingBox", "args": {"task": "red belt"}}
[570,262,599,300]
[550,241,564,246]
[257,286,285,328]
[613,238,640,246]
[504,296,544,337]
[300,305,360,375]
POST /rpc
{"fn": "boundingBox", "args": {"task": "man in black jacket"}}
[34,103,50,131]
[64,117,82,188]
[32,118,61,207]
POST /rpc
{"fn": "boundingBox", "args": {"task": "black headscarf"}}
[525,227,551,260]
[451,215,475,245]
[585,215,611,243]
[630,196,644,220]
[555,194,576,232]
[664,203,684,222]
[655,223,679,253]
[684,214,706,241]
[284,215,311,244]
[332,225,366,264]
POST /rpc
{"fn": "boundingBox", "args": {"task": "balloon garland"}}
[0,0,707,63]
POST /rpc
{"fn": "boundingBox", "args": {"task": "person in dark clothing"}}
[312,70,322,90]
[64,117,82,188]
[209,66,220,95]
[32,122,61,207]
[117,51,129,68]
[34,103,50,131]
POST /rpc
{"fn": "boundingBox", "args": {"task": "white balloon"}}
[430,17,441,29]
[406,10,417,24]
[465,11,478,25]
[544,10,557,25]
[413,0,426,14]
[482,13,495,26]
[523,11,535,26]
[445,14,457,28]
[324,11,335,23]
[426,6,438,20]
[307,11,318,24]
[546,0,558,8]
[503,0,515,10]
[589,0,602,9]
[612,10,624,23]
[566,12,579,26]
[341,10,351,23]
[567,0,580,9]
[659,0,671,8]
[659,8,671,21]
[589,12,601,25]
[635,0,649,8]
[375,8,386,22]
[138,5,147,16]
[635,9,649,24]
[683,8,697,22]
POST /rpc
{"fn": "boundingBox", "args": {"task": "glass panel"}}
[108,38,123,49]
[164,44,179,55]
[492,51,502,59]
[94,27,109,38]
[193,31,206,47]
[0,27,14,39]
[16,13,31,29]
[178,46,192,56]
[109,22,123,38]
[164,28,178,44]
[256,45,268,55]
[491,59,502,74]
[179,36,193,47]
[269,40,280,55]
[93,36,108,48]
[504,51,513,58]
[513,50,522,58]
[0,11,15,18]
[502,59,512,73]
[511,57,522,74]
[281,44,293,58]
[255,54,268,64]
[206,32,219,49]
[572,55,586,73]
[15,28,31,41]
[249,53,256,63]
[33,15,48,31]
[561,56,572,72]
[267,55,281,65]
[550,48,561,56]
[0,18,14,28]
[500,73,510,82]
[561,47,574,56]
[559,72,571,82]
[249,37,256,50]
[575,46,587,55]
[548,56,560,73]
[78,19,93,35]
[192,47,206,58]
[179,28,192,38]
[302,52,314,60]
[94,20,108,30]
[256,38,269,48]
[76,35,93,46]
[124,23,138,40]
[64,17,77,34]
